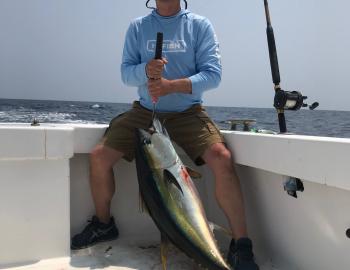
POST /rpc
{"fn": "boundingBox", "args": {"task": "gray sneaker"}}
[227,238,259,270]
[71,216,119,250]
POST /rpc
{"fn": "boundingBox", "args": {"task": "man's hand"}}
[148,77,172,99]
[146,58,168,79]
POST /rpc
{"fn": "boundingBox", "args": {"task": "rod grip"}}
[267,26,281,85]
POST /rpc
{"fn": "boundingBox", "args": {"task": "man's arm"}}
[148,77,192,98]
[120,22,148,87]
[189,18,222,96]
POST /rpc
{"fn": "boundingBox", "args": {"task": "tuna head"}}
[137,126,178,170]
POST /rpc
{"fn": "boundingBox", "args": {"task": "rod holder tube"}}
[277,111,287,133]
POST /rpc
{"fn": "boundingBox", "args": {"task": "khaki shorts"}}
[103,101,225,166]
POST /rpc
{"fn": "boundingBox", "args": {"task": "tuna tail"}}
[160,233,170,270]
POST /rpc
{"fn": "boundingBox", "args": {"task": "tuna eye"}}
[143,138,151,145]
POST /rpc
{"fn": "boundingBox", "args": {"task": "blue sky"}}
[0,0,349,111]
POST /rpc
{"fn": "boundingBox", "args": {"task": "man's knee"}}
[203,143,236,177]
[206,143,232,163]
[90,144,122,170]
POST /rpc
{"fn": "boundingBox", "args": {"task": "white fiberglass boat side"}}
[1,123,350,269]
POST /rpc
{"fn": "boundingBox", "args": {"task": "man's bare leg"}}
[71,144,123,250]
[201,143,247,239]
[202,143,259,269]
[90,144,124,223]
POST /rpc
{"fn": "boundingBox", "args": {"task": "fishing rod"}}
[151,32,163,122]
[263,0,319,133]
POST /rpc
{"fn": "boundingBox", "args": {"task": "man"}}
[72,1,259,269]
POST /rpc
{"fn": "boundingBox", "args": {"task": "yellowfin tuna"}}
[135,117,231,270]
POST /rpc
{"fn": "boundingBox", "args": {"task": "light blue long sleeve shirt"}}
[121,9,221,112]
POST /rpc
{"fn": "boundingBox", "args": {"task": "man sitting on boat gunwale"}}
[71,1,259,269]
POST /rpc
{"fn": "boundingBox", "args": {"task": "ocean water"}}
[1,98,350,138]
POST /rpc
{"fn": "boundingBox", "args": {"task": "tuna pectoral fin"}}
[185,166,202,179]
[209,222,233,238]
[164,169,183,194]
[160,233,170,270]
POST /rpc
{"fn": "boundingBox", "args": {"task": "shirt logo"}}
[147,40,186,53]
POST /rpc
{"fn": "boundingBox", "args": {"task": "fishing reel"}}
[274,88,319,111]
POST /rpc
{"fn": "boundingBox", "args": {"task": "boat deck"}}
[3,239,271,270]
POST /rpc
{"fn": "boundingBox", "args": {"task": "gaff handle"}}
[152,32,163,104]
[154,32,163,60]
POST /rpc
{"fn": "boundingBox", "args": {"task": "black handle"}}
[267,26,281,85]
[154,32,163,60]
[278,112,287,133]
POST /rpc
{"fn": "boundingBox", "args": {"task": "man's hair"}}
[146,0,188,10]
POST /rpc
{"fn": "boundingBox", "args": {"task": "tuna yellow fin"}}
[139,192,149,214]
[160,233,170,270]
[185,166,202,179]
[209,222,233,238]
